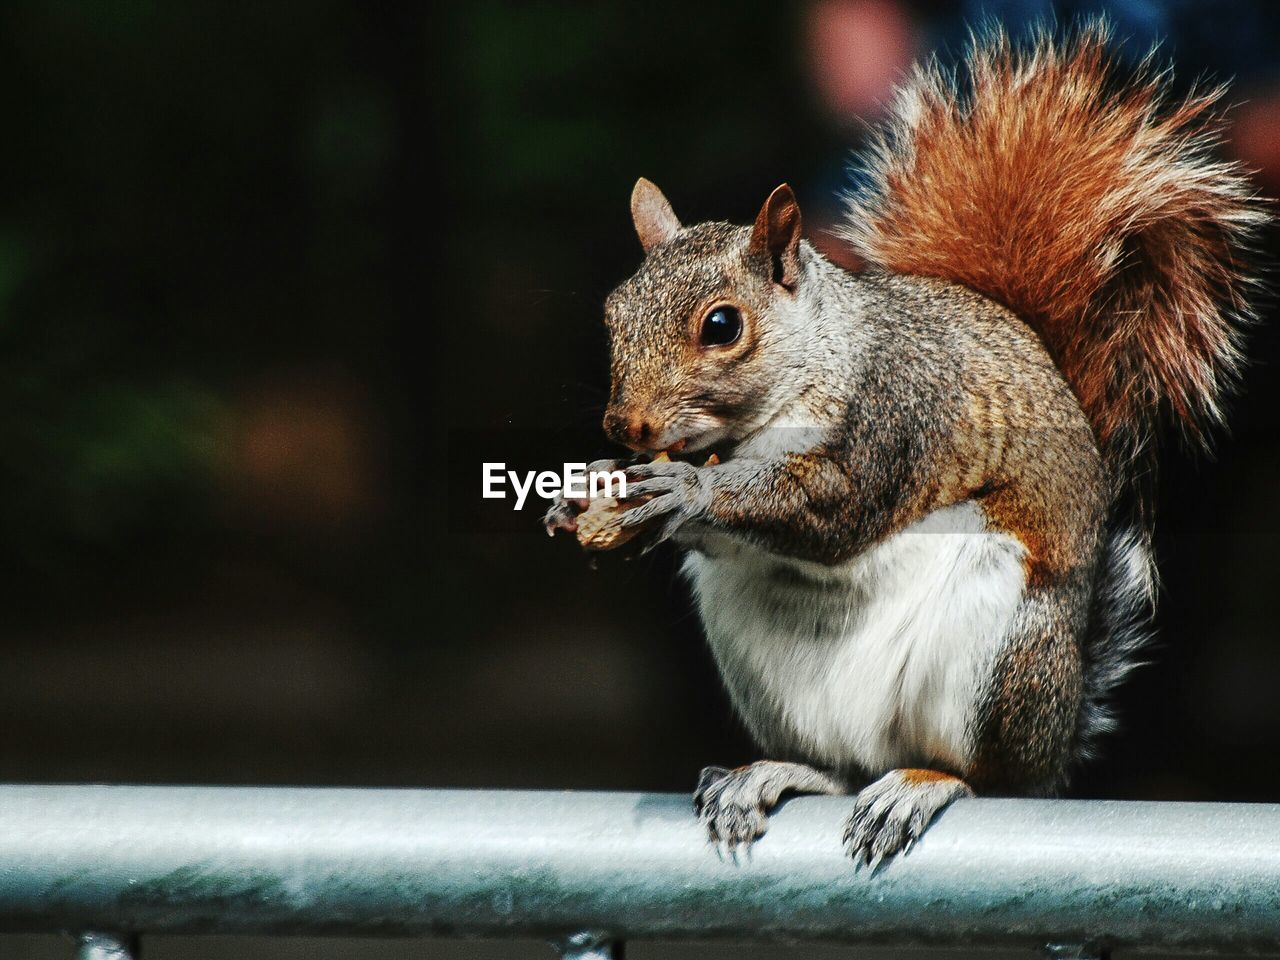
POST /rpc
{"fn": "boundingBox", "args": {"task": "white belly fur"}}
[683,501,1027,775]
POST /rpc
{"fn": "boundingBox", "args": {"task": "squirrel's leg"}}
[622,452,900,563]
[842,583,1086,868]
[842,769,973,869]
[694,760,845,848]
[966,582,1086,794]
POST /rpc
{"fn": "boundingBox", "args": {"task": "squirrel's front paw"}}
[543,458,625,536]
[618,459,713,548]
[842,769,972,870]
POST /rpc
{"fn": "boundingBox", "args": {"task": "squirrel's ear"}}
[750,184,802,289]
[631,178,682,252]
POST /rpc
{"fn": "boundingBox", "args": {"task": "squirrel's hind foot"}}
[843,768,972,870]
[693,760,844,850]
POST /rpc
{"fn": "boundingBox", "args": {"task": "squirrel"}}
[545,23,1266,867]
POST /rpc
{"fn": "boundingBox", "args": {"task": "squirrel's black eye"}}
[700,306,742,347]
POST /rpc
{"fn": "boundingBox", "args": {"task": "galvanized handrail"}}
[1,785,1278,958]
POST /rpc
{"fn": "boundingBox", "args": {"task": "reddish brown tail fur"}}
[841,23,1266,472]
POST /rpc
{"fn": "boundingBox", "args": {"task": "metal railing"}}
[1,785,1278,958]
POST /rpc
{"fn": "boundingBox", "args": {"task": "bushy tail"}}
[841,22,1266,476]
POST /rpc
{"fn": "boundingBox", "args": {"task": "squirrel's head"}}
[602,178,809,455]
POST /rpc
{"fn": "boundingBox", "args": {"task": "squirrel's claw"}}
[694,761,846,853]
[542,498,582,537]
[693,764,771,850]
[618,459,714,550]
[618,494,678,529]
[544,457,626,537]
[842,769,972,871]
[618,495,683,555]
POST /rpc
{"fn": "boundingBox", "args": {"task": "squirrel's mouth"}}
[652,434,734,467]
[657,424,733,464]
[662,446,727,467]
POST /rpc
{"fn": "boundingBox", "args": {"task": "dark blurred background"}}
[1,0,1279,955]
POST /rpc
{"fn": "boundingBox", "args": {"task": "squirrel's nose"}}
[624,418,652,447]
[605,409,659,451]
